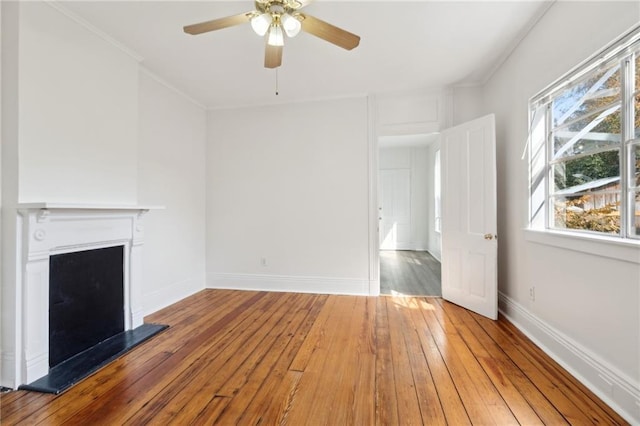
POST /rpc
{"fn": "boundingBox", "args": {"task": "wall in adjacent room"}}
[206,97,370,295]
[137,70,207,314]
[481,1,640,422]
[425,140,441,261]
[379,145,430,251]
[17,2,139,204]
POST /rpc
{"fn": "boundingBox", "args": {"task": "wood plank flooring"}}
[0,289,628,425]
[381,250,442,296]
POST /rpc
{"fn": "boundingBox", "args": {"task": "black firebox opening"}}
[49,245,125,368]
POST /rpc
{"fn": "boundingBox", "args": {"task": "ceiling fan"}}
[183,0,360,69]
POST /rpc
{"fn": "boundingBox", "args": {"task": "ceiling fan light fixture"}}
[250,12,272,36]
[281,13,301,37]
[267,24,284,46]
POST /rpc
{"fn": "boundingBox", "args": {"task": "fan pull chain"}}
[275,68,279,96]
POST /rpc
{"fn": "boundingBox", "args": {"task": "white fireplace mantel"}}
[6,203,161,388]
[18,202,162,210]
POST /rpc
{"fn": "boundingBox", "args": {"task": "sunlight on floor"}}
[388,293,437,311]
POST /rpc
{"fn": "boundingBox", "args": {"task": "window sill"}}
[524,228,640,264]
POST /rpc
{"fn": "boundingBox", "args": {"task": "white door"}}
[441,114,497,320]
[379,169,411,250]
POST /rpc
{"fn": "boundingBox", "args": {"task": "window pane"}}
[632,191,640,237]
[552,194,621,234]
[634,144,640,188]
[552,62,620,128]
[635,91,639,139]
[552,150,620,192]
[552,109,621,160]
[635,54,639,138]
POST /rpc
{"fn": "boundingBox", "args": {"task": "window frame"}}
[529,24,640,244]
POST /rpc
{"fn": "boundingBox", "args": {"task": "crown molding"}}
[139,67,206,110]
[480,0,556,86]
[44,1,144,63]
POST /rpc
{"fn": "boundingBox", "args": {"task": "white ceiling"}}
[59,1,549,109]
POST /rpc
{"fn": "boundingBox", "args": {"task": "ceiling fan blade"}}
[184,12,253,35]
[265,43,283,69]
[300,14,360,50]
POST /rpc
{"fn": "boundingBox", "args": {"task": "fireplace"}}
[49,245,125,368]
[2,203,163,391]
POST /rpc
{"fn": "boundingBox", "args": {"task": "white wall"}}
[377,90,446,136]
[1,1,22,388]
[425,141,441,261]
[451,86,483,126]
[1,2,208,387]
[137,70,207,315]
[207,97,370,294]
[0,2,3,384]
[17,2,139,204]
[481,2,640,422]
[379,145,430,251]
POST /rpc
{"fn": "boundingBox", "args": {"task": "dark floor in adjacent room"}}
[380,250,441,296]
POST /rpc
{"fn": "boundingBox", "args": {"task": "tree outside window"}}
[529,30,640,239]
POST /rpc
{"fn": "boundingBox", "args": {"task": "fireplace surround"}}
[4,203,158,389]
[49,245,125,368]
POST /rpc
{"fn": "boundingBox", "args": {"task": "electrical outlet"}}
[260,257,267,267]
[529,286,535,302]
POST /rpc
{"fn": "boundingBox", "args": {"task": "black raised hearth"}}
[17,244,168,394]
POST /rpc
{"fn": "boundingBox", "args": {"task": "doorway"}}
[378,134,442,296]
[380,250,441,296]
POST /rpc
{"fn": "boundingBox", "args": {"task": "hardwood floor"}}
[381,250,442,296]
[0,290,628,425]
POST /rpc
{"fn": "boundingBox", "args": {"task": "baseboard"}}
[143,277,205,317]
[207,273,370,296]
[426,249,441,262]
[498,292,640,424]
[0,351,16,389]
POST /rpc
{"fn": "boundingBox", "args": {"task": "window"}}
[529,26,640,240]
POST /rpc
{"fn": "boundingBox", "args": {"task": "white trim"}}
[207,273,369,296]
[426,249,441,263]
[499,292,640,425]
[442,87,454,129]
[524,228,640,264]
[0,352,16,389]
[531,22,640,107]
[17,202,162,210]
[368,95,380,296]
[139,67,206,111]
[6,207,151,388]
[45,1,143,62]
[208,92,369,112]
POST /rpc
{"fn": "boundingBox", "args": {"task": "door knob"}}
[484,234,493,240]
